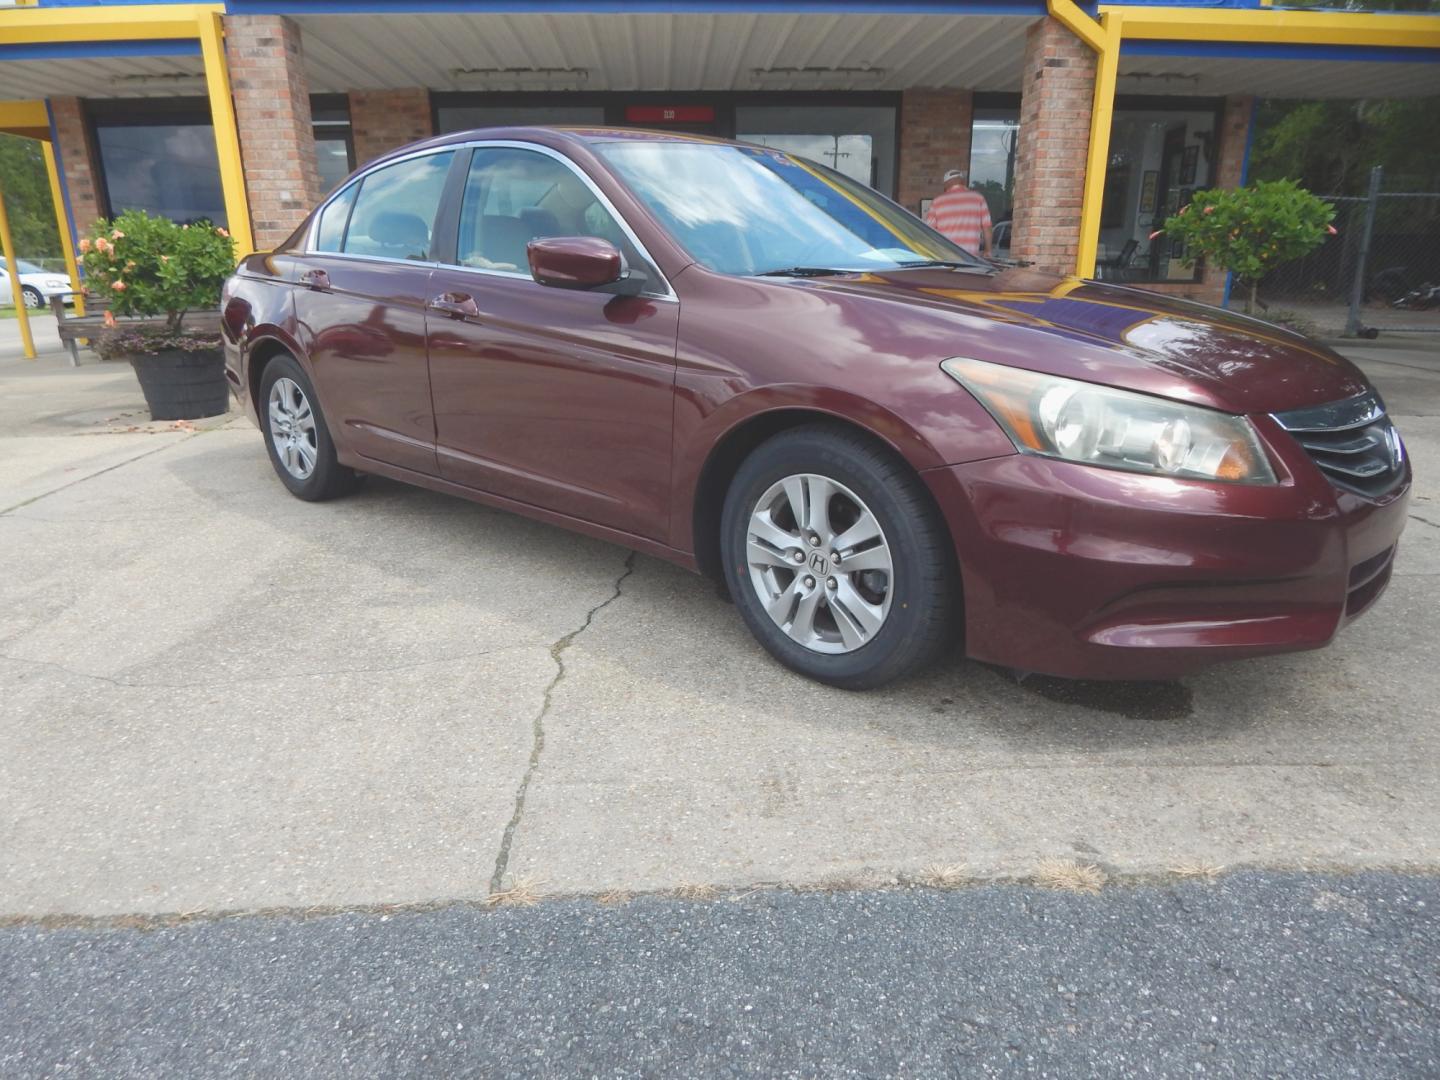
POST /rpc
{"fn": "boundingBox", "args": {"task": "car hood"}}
[803,266,1371,415]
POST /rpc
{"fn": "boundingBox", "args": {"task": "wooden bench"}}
[50,294,221,367]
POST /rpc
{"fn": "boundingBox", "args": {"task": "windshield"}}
[594,140,986,277]
[1,259,44,274]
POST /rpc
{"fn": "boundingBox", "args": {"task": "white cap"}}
[942,168,968,184]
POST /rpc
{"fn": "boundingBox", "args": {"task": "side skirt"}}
[344,451,700,574]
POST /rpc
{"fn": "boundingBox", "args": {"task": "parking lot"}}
[3,321,1439,918]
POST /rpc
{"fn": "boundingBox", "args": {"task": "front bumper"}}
[924,434,1410,681]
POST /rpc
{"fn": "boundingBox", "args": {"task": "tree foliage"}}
[1162,180,1334,313]
[81,210,234,332]
[1250,98,1440,195]
[0,135,61,260]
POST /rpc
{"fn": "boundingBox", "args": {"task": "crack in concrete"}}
[1408,513,1440,531]
[489,551,636,895]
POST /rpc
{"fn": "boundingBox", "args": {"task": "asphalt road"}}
[2,872,1437,1079]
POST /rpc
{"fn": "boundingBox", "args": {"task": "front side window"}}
[341,151,455,261]
[595,141,980,276]
[455,147,642,275]
[313,181,357,252]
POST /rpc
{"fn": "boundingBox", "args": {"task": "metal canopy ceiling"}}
[0,11,1433,102]
[0,56,206,100]
[1117,53,1440,100]
[293,11,1033,93]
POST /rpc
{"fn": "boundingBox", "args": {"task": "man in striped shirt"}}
[923,168,993,256]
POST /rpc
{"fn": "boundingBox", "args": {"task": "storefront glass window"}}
[94,121,226,227]
[969,108,1020,244]
[312,94,354,194]
[1096,103,1221,284]
[436,104,606,132]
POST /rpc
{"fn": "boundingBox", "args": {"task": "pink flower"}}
[111,230,125,240]
[1326,224,1338,235]
[94,237,110,254]
[111,280,127,291]
[79,238,91,254]
[216,227,229,238]
[1203,205,1215,215]
[160,254,170,263]
[1148,229,1164,241]
[1179,204,1189,215]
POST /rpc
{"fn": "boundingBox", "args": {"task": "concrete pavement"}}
[1,337,1439,917]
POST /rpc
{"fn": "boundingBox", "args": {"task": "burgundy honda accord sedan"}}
[222,127,1410,689]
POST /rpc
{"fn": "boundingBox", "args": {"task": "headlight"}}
[942,357,1276,484]
[46,279,70,290]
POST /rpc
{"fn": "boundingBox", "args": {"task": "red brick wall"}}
[1010,17,1095,275]
[49,98,104,237]
[349,89,434,167]
[225,15,322,251]
[1133,95,1254,307]
[897,88,973,214]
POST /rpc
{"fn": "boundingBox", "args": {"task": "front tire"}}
[720,424,957,689]
[258,353,358,501]
[21,286,43,310]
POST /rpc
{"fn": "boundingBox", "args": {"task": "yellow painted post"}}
[196,10,254,260]
[0,181,37,359]
[1075,12,1122,279]
[42,140,84,316]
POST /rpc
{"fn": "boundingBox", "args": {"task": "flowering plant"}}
[80,210,235,348]
[1155,180,1335,315]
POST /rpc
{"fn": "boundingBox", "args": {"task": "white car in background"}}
[0,258,75,310]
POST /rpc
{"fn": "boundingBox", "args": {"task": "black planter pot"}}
[129,349,229,421]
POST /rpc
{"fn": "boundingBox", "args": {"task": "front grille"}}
[1272,392,1406,498]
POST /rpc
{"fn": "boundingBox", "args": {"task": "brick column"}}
[225,15,322,251]
[1010,17,1096,276]
[49,98,104,237]
[349,90,433,168]
[897,88,974,214]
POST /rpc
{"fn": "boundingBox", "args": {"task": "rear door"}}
[290,149,456,476]
[424,144,679,540]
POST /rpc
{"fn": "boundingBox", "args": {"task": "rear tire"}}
[720,424,957,689]
[258,352,358,501]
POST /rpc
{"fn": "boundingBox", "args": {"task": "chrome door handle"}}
[428,292,479,319]
[300,268,331,291]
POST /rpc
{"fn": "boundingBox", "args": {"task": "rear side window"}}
[341,151,455,261]
[313,181,357,252]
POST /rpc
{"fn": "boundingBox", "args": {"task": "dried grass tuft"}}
[597,888,632,906]
[1035,858,1107,894]
[1170,861,1225,881]
[672,881,719,901]
[918,863,971,889]
[485,877,544,908]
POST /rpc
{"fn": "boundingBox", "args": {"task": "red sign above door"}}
[624,105,716,124]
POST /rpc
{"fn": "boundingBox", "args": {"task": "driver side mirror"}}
[527,236,644,296]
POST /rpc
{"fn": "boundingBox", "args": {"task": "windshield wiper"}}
[753,266,857,278]
[895,259,996,272]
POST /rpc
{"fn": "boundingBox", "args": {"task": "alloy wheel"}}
[268,376,318,480]
[745,472,894,654]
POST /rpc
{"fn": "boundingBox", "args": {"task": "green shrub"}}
[80,210,234,335]
[1159,180,1334,314]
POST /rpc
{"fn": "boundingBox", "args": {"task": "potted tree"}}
[1157,179,1335,317]
[79,210,235,421]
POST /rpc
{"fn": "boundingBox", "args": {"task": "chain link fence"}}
[1258,167,1440,339]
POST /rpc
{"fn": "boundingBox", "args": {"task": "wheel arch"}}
[690,404,959,593]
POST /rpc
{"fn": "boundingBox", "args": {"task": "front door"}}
[291,149,456,476]
[426,145,679,541]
